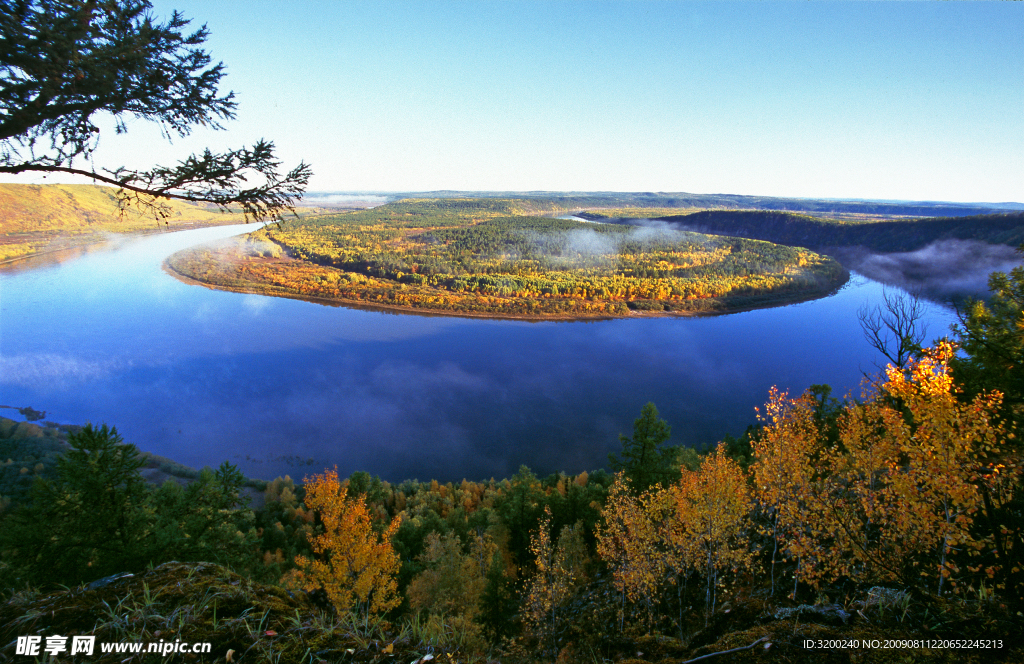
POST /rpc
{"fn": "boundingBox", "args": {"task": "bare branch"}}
[682,636,770,663]
[858,288,927,370]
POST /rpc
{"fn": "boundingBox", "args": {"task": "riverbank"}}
[0,219,253,271]
[0,183,255,265]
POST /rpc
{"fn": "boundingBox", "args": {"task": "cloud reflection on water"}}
[0,224,969,482]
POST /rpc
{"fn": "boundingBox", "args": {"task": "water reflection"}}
[1,226,960,482]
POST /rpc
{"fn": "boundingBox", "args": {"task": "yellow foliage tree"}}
[293,469,401,616]
[751,387,832,595]
[829,342,1003,592]
[596,475,668,630]
[753,343,1006,595]
[524,509,590,650]
[665,444,753,622]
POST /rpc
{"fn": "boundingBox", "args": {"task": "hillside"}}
[382,191,1017,219]
[596,209,1024,253]
[0,183,245,262]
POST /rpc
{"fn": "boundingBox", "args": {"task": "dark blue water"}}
[0,224,958,482]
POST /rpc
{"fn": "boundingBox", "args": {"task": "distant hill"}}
[387,190,1017,219]
[610,209,1024,253]
[0,183,245,262]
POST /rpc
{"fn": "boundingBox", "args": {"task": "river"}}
[0,223,960,482]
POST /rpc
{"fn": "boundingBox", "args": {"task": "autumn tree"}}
[0,0,310,220]
[596,474,668,629]
[656,482,695,635]
[293,469,401,616]
[828,343,1004,592]
[751,388,826,596]
[524,509,590,650]
[407,531,496,621]
[255,475,315,583]
[754,344,1009,596]
[665,444,753,623]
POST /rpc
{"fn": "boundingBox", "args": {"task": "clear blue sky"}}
[9,1,1024,203]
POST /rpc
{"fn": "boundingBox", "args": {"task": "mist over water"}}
[832,240,1020,303]
[0,225,981,482]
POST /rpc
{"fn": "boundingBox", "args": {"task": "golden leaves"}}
[751,344,1006,592]
[596,477,668,608]
[293,469,401,616]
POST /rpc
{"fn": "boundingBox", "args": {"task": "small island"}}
[166,198,848,319]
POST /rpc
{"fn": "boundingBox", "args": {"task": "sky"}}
[6,1,1023,203]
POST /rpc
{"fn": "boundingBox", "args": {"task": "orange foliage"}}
[665,444,753,619]
[292,469,401,616]
[752,343,1006,594]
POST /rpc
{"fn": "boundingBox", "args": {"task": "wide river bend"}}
[0,224,958,482]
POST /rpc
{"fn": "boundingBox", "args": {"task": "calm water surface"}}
[0,224,958,482]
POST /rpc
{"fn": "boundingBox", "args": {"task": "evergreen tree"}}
[147,462,259,570]
[495,465,545,567]
[950,264,1024,605]
[952,263,1024,437]
[1,424,150,585]
[609,402,676,493]
[0,0,309,220]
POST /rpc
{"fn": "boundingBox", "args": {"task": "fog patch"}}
[559,229,620,257]
[523,221,706,265]
[835,240,1021,303]
[301,193,389,207]
[0,353,123,387]
[625,219,703,244]
[240,238,284,258]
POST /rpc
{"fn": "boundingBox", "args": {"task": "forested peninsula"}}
[166,198,848,319]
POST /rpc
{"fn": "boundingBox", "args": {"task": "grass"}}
[0,562,502,663]
[0,183,247,265]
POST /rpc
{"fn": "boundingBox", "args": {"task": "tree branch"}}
[682,636,769,663]
[0,163,209,202]
[2,1,308,221]
[858,288,927,370]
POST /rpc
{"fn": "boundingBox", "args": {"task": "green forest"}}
[2,260,1024,663]
[600,209,1024,254]
[167,199,847,318]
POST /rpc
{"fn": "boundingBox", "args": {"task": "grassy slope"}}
[1,560,1019,664]
[0,183,244,261]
